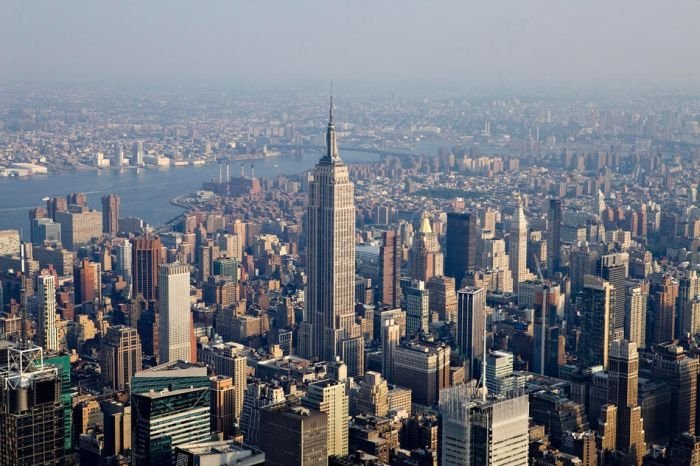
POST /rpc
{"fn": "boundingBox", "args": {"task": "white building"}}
[158,263,192,363]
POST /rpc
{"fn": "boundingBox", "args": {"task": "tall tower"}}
[132,235,163,301]
[445,212,478,287]
[114,238,133,297]
[101,194,120,235]
[579,275,613,369]
[301,96,363,373]
[608,340,645,466]
[382,318,399,384]
[158,263,192,363]
[457,287,486,380]
[509,194,529,293]
[547,198,562,276]
[36,272,58,352]
[379,230,401,308]
[409,215,443,283]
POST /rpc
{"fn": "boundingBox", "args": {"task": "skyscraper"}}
[114,238,133,297]
[101,194,120,235]
[132,235,163,301]
[405,280,430,336]
[74,257,100,304]
[393,341,450,406]
[608,340,645,466]
[132,386,210,466]
[158,263,192,363]
[457,287,486,380]
[445,212,478,287]
[382,318,399,384]
[547,198,562,276]
[579,274,613,369]
[625,279,647,349]
[302,379,349,457]
[101,325,142,391]
[31,217,61,246]
[509,194,529,293]
[0,343,66,465]
[54,206,103,250]
[439,385,529,466]
[36,271,58,352]
[378,230,401,308]
[300,98,363,373]
[598,252,628,340]
[259,403,328,466]
[427,275,458,322]
[409,215,443,283]
[651,343,698,437]
[652,275,679,345]
[210,376,236,439]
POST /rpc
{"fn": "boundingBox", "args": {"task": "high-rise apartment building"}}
[445,212,478,287]
[36,272,58,352]
[457,287,486,380]
[101,325,142,391]
[299,99,363,375]
[579,274,613,369]
[302,379,349,457]
[158,263,192,363]
[378,230,401,308]
[101,194,120,235]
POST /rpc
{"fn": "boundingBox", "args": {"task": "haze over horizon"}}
[2,1,700,91]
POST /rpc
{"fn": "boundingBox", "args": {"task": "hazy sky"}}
[2,1,699,88]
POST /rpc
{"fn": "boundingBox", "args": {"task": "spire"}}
[323,87,341,163]
[329,81,334,124]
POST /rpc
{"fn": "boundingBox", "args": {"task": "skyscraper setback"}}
[299,98,363,374]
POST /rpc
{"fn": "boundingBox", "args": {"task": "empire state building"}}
[298,97,364,376]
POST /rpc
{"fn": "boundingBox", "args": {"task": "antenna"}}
[481,313,487,401]
[329,81,334,123]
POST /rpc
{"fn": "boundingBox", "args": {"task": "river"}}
[0,150,381,233]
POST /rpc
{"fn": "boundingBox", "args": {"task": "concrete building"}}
[259,404,328,466]
[36,272,58,352]
[405,279,429,336]
[54,206,102,250]
[393,341,450,406]
[158,263,191,363]
[579,275,613,369]
[298,99,363,377]
[509,194,530,293]
[302,379,349,457]
[457,286,485,380]
[101,325,142,391]
[174,441,265,466]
